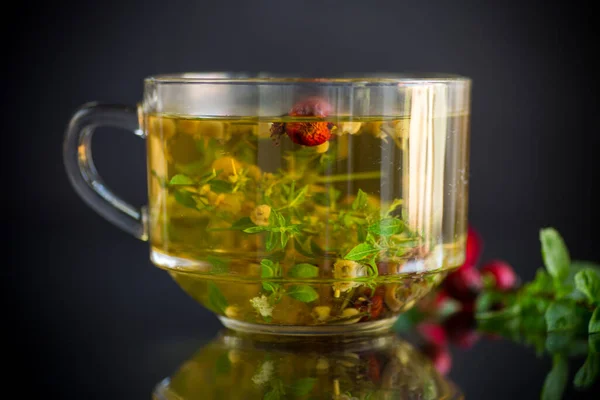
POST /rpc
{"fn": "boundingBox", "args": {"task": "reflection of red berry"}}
[444,311,479,349]
[444,267,482,301]
[481,260,517,291]
[370,295,383,319]
[366,355,381,383]
[423,344,452,376]
[462,226,483,270]
[289,96,333,117]
[417,323,447,347]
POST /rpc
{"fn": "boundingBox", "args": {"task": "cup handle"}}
[63,102,148,240]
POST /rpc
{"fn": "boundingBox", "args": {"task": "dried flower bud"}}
[311,306,331,321]
[250,205,271,226]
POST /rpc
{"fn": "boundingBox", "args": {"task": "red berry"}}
[481,260,517,291]
[285,121,333,146]
[423,344,452,376]
[269,97,334,147]
[443,266,482,301]
[417,323,448,347]
[460,226,483,270]
[444,311,480,349]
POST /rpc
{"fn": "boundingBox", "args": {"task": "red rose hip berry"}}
[270,97,334,147]
[481,260,517,291]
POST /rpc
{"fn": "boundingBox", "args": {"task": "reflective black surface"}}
[9,232,598,399]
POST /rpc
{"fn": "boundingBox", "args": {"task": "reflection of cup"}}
[153,330,463,400]
[64,74,471,334]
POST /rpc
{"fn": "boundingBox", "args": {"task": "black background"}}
[5,0,599,398]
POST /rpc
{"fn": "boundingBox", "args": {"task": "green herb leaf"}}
[574,353,599,389]
[574,269,600,303]
[546,331,575,353]
[540,228,570,282]
[231,217,256,231]
[590,334,600,354]
[207,281,228,314]
[174,160,206,176]
[173,190,198,209]
[545,301,581,332]
[207,255,229,274]
[266,232,278,251]
[260,259,274,277]
[210,179,234,193]
[286,285,319,303]
[288,377,316,396]
[368,218,404,237]
[345,243,379,261]
[541,355,568,400]
[590,307,600,334]
[288,185,308,209]
[281,231,290,248]
[289,264,319,278]
[169,174,195,185]
[244,226,267,234]
[352,189,369,210]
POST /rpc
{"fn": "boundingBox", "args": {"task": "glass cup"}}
[64,73,471,335]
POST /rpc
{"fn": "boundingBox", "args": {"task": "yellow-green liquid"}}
[146,113,469,327]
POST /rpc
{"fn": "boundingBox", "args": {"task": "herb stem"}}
[315,171,382,183]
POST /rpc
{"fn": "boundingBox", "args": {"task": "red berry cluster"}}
[417,227,519,375]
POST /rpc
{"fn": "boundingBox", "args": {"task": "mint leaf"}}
[207,255,229,274]
[545,301,581,332]
[169,174,195,185]
[574,269,600,303]
[289,264,319,278]
[368,218,404,237]
[574,353,599,389]
[173,190,197,209]
[345,243,379,261]
[540,228,570,282]
[352,189,369,210]
[231,217,256,231]
[289,377,316,396]
[210,179,233,193]
[286,285,318,302]
[590,307,600,334]
[541,355,568,400]
[207,282,228,314]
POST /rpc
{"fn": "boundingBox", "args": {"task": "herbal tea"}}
[146,101,469,329]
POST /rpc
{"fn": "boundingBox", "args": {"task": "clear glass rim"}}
[145,72,471,85]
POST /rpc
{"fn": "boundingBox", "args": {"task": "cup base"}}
[218,316,399,336]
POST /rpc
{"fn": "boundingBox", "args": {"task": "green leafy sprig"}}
[476,228,600,399]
